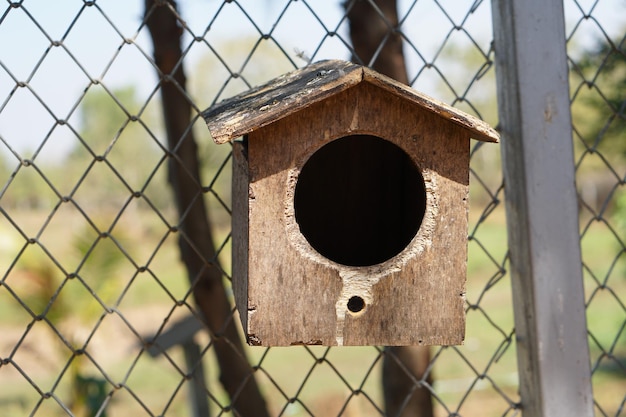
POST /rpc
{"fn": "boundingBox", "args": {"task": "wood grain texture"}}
[232,140,250,335]
[204,60,362,144]
[203,60,499,145]
[230,82,470,346]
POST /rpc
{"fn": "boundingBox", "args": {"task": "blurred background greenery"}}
[0,1,624,416]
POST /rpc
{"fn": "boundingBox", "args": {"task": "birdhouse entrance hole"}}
[294,134,426,267]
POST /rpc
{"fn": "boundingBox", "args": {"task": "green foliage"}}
[437,42,502,201]
[611,190,626,270]
[72,86,141,158]
[614,189,626,228]
[572,32,626,160]
[72,216,128,318]
[437,42,498,126]
[68,358,110,417]
[63,85,171,211]
[6,216,128,416]
[190,36,295,108]
[189,37,296,224]
[11,252,66,324]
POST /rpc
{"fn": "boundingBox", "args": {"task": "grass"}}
[0,205,624,417]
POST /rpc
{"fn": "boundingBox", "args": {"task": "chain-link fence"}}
[0,1,622,416]
[566,1,626,415]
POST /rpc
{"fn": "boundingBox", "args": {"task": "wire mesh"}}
[566,1,626,415]
[0,0,621,416]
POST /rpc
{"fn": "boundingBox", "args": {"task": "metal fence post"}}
[491,1,594,416]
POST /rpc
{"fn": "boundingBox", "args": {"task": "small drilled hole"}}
[347,296,365,313]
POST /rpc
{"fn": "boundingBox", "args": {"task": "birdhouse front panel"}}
[203,59,499,347]
[233,82,470,346]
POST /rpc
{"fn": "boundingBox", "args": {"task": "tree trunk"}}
[345,0,408,83]
[144,2,269,416]
[382,346,434,417]
[345,1,434,416]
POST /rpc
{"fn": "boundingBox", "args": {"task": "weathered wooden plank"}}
[203,60,362,144]
[203,60,499,145]
[232,140,250,336]
[363,68,499,143]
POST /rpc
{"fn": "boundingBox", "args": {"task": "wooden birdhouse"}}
[202,60,499,347]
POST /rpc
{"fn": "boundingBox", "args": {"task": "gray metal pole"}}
[490,1,594,416]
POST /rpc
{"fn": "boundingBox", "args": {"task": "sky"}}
[0,0,623,163]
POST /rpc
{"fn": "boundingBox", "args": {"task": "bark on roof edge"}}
[202,60,499,144]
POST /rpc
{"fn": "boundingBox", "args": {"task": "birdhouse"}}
[202,60,498,347]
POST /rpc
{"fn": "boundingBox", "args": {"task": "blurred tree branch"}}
[143,1,269,416]
[345,0,434,416]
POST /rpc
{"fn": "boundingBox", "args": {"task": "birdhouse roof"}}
[202,59,499,144]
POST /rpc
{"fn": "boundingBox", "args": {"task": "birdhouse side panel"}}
[231,140,251,335]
